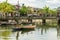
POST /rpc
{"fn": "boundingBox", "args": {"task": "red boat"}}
[13,22,36,30]
[21,24,36,28]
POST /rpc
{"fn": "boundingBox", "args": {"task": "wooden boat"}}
[13,22,36,31]
[21,22,36,28]
[21,24,36,28]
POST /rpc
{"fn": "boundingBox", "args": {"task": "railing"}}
[0,13,58,20]
[0,16,57,20]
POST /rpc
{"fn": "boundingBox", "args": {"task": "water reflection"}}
[15,28,35,40]
[21,28,35,34]
[0,31,12,40]
[57,25,60,39]
[0,25,59,40]
[16,32,19,40]
[37,25,49,35]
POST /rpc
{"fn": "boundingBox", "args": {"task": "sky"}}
[0,0,60,9]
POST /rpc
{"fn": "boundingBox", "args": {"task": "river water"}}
[0,25,60,40]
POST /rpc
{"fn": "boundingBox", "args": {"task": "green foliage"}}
[42,5,57,15]
[19,6,28,14]
[0,2,57,15]
[0,31,12,38]
[43,6,49,14]
[49,9,57,15]
[0,2,15,13]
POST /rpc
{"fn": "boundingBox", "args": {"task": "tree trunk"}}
[58,19,60,25]
[42,19,46,25]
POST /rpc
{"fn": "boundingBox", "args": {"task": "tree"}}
[43,5,57,16]
[49,9,57,15]
[43,5,49,14]
[0,2,15,13]
[19,4,28,16]
[57,7,60,14]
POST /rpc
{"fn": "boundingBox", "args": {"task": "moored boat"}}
[21,22,36,28]
[13,22,36,31]
[21,24,36,28]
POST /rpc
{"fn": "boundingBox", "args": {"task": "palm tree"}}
[19,4,28,16]
[43,5,49,14]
